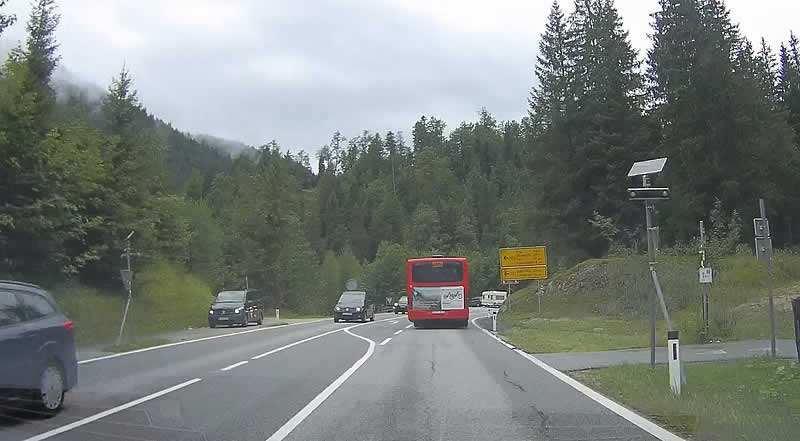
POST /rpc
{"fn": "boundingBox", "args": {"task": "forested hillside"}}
[1,0,799,315]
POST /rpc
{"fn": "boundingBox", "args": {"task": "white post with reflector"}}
[276,308,280,321]
[490,309,498,332]
[667,330,682,395]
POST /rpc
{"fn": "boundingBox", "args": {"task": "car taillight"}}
[63,320,74,332]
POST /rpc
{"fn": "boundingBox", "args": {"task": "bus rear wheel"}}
[459,320,468,328]
[413,321,423,329]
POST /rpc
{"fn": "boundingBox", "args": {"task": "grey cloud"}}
[3,0,536,151]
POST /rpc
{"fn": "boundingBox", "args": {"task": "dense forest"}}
[1,0,799,313]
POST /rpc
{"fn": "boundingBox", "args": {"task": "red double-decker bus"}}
[406,256,469,328]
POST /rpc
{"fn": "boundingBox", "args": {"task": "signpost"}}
[499,247,548,282]
[500,266,548,281]
[117,231,138,346]
[698,221,711,338]
[500,247,548,313]
[628,158,680,392]
[754,199,777,358]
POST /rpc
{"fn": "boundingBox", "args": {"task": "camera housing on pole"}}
[627,158,682,394]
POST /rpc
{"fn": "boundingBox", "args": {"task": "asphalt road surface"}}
[1,310,679,441]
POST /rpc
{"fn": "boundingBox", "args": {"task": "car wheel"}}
[35,362,65,413]
[241,316,248,327]
[370,313,375,322]
[413,321,422,329]
[334,318,339,323]
[209,321,216,328]
[256,312,263,326]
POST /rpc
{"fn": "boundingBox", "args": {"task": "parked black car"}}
[208,289,265,328]
[334,291,375,323]
[393,296,408,314]
[468,297,482,307]
[0,281,78,413]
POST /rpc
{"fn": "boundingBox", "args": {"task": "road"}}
[1,310,678,441]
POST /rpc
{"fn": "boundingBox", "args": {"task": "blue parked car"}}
[0,281,78,413]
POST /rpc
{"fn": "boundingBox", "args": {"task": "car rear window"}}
[0,290,24,326]
[18,292,56,320]
[411,261,464,283]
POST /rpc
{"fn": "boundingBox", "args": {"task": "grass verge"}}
[51,261,214,346]
[104,338,170,353]
[500,254,800,353]
[573,359,800,441]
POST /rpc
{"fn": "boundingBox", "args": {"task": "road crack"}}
[503,370,526,392]
[531,404,551,440]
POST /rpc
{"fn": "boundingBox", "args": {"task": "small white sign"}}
[699,267,713,284]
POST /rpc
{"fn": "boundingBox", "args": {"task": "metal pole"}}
[644,176,656,369]
[117,238,133,346]
[700,221,710,337]
[760,199,777,358]
[537,281,542,314]
[507,283,512,312]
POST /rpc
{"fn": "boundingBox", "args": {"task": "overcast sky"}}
[2,0,798,153]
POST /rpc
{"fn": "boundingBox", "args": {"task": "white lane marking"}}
[251,328,342,359]
[220,360,249,371]
[514,350,685,441]
[379,338,392,346]
[390,320,399,324]
[21,378,202,441]
[393,330,403,335]
[265,327,376,441]
[471,317,515,348]
[251,317,394,360]
[470,317,685,441]
[79,318,330,365]
[405,324,413,329]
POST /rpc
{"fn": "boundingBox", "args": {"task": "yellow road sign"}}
[500,265,547,281]
[500,247,547,267]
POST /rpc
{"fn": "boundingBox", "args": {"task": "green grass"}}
[500,253,800,353]
[51,261,214,346]
[104,338,170,353]
[574,359,800,441]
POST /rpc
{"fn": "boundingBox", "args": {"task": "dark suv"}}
[334,291,375,323]
[0,281,78,413]
[208,289,265,328]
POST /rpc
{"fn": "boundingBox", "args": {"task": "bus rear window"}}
[412,261,463,283]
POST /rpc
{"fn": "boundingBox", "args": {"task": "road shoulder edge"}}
[470,316,686,441]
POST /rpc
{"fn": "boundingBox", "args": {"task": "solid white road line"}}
[405,324,413,329]
[251,318,393,360]
[471,317,515,348]
[220,360,249,371]
[21,378,203,441]
[390,320,399,324]
[393,330,403,335]
[251,328,342,359]
[79,319,330,365]
[470,317,685,441]
[265,327,376,441]
[379,338,392,346]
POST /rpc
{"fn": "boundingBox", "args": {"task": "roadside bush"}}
[51,283,125,345]
[125,260,213,339]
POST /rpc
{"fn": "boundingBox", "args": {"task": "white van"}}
[481,290,507,308]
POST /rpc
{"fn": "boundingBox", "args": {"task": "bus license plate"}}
[432,311,445,314]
